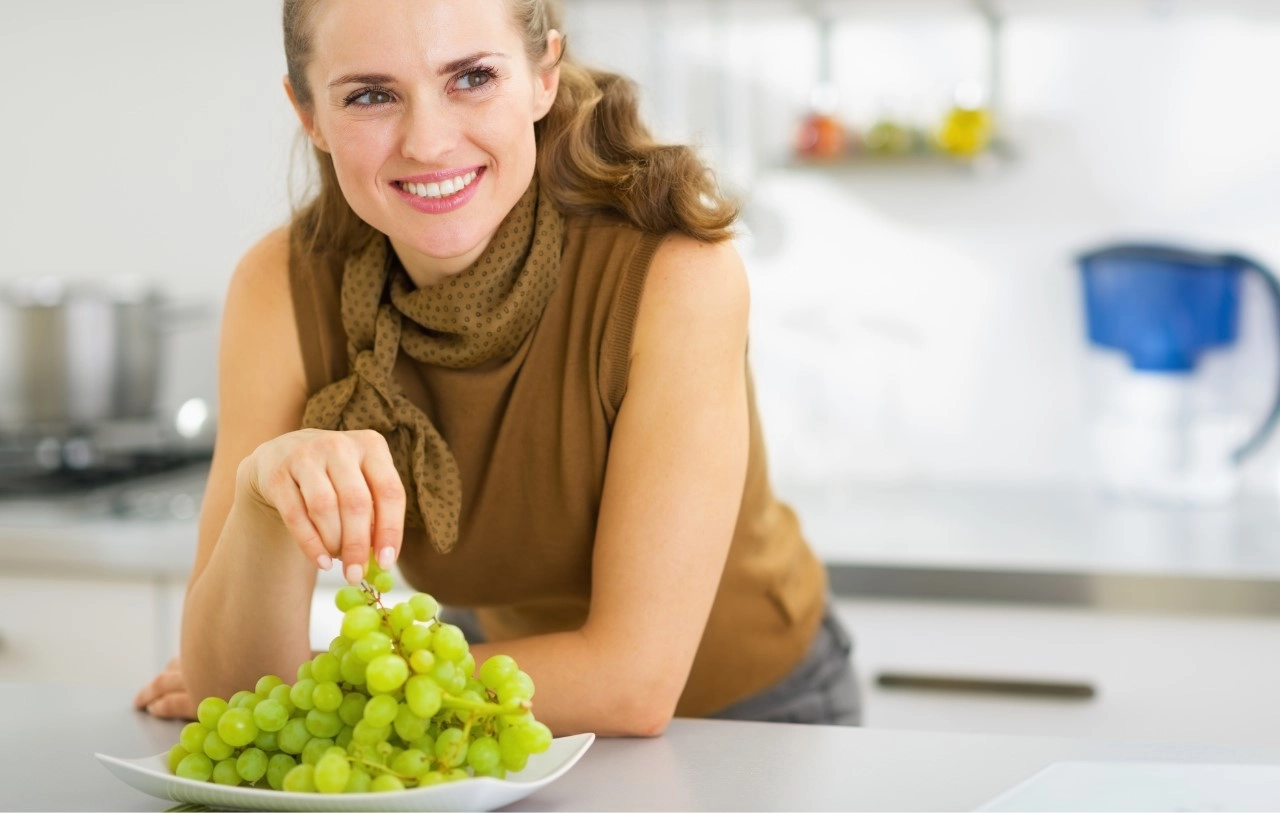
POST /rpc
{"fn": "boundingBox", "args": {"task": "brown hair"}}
[282,0,739,264]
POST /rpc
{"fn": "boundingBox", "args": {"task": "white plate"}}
[95,733,594,812]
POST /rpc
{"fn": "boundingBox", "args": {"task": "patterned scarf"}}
[302,180,565,553]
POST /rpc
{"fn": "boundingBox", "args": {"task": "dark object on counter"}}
[876,670,1096,699]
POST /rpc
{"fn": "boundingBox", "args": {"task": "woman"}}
[134,0,859,735]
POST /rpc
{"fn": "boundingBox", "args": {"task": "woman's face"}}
[293,0,559,285]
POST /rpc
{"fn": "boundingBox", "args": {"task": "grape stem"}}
[441,693,531,716]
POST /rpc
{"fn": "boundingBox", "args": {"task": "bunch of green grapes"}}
[166,559,552,793]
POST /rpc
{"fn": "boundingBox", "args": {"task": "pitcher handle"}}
[1228,254,1280,464]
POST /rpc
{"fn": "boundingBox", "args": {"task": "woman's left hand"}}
[133,657,198,720]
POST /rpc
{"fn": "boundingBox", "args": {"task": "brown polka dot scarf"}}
[301,179,565,553]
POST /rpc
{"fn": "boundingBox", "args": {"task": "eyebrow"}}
[327,52,508,89]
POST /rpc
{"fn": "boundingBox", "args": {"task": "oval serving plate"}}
[95,732,593,812]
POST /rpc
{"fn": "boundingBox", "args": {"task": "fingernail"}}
[317,554,333,571]
[346,563,363,584]
[378,547,394,569]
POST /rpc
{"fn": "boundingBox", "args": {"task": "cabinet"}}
[0,574,181,690]
[836,597,1280,748]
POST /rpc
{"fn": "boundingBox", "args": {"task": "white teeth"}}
[401,171,478,200]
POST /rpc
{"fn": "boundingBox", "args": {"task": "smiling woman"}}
[132,0,860,738]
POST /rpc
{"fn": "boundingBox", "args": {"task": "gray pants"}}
[442,603,861,727]
[708,604,861,726]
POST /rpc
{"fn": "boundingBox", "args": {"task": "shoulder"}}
[228,225,292,302]
[633,234,749,358]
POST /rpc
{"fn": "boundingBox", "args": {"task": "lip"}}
[393,167,484,215]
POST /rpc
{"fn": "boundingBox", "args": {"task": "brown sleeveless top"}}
[289,214,828,717]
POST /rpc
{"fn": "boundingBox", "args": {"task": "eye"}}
[345,88,393,107]
[453,69,495,92]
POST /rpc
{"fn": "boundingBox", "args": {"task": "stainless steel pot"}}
[0,277,206,429]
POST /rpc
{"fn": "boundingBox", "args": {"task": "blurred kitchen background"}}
[4,0,1280,751]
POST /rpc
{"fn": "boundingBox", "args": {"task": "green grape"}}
[400,624,433,654]
[370,773,405,792]
[296,660,313,682]
[467,735,501,774]
[496,671,534,704]
[389,602,415,635]
[306,709,344,739]
[409,592,439,621]
[511,721,553,754]
[499,727,530,772]
[335,724,354,749]
[459,652,476,678]
[254,674,284,697]
[329,635,353,660]
[409,733,435,756]
[418,770,446,786]
[404,675,442,718]
[479,655,518,689]
[338,692,367,726]
[434,727,468,769]
[301,736,335,766]
[236,747,268,784]
[390,748,429,777]
[179,722,208,754]
[446,767,470,782]
[366,654,410,693]
[342,605,381,640]
[311,653,342,684]
[175,752,213,782]
[353,631,393,663]
[252,698,288,732]
[253,728,279,752]
[266,753,296,790]
[393,704,428,742]
[344,768,373,793]
[372,571,395,594]
[366,558,384,579]
[267,683,295,713]
[432,624,468,663]
[465,678,487,697]
[167,745,189,774]
[335,584,366,611]
[312,681,343,712]
[278,718,311,755]
[212,758,242,786]
[289,678,317,711]
[432,660,458,691]
[314,752,351,794]
[475,764,507,779]
[196,697,227,729]
[229,689,258,709]
[363,694,399,727]
[282,763,317,793]
[409,649,436,674]
[202,730,233,761]
[340,650,368,685]
[217,707,258,748]
[352,719,391,747]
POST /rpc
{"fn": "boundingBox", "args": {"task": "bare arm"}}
[468,235,751,737]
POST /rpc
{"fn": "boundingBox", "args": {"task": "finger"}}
[147,692,197,721]
[293,462,344,561]
[133,669,181,709]
[362,436,406,571]
[328,459,374,585]
[266,467,332,570]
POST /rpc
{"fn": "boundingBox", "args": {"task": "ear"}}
[531,30,563,123]
[283,75,330,153]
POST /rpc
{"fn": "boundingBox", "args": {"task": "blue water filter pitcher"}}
[1078,244,1280,502]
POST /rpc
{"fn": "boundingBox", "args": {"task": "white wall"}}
[5,1,1280,496]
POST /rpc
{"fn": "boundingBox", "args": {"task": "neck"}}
[389,233,496,288]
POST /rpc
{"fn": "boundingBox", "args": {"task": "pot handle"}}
[1228,254,1280,464]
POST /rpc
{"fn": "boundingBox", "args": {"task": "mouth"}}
[393,169,482,201]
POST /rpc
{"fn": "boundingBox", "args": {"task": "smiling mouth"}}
[394,170,479,200]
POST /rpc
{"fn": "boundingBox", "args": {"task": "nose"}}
[399,98,460,165]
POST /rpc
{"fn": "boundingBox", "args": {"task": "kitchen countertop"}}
[6,682,1280,812]
[6,471,1280,613]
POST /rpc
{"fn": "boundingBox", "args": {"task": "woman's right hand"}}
[236,428,407,584]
